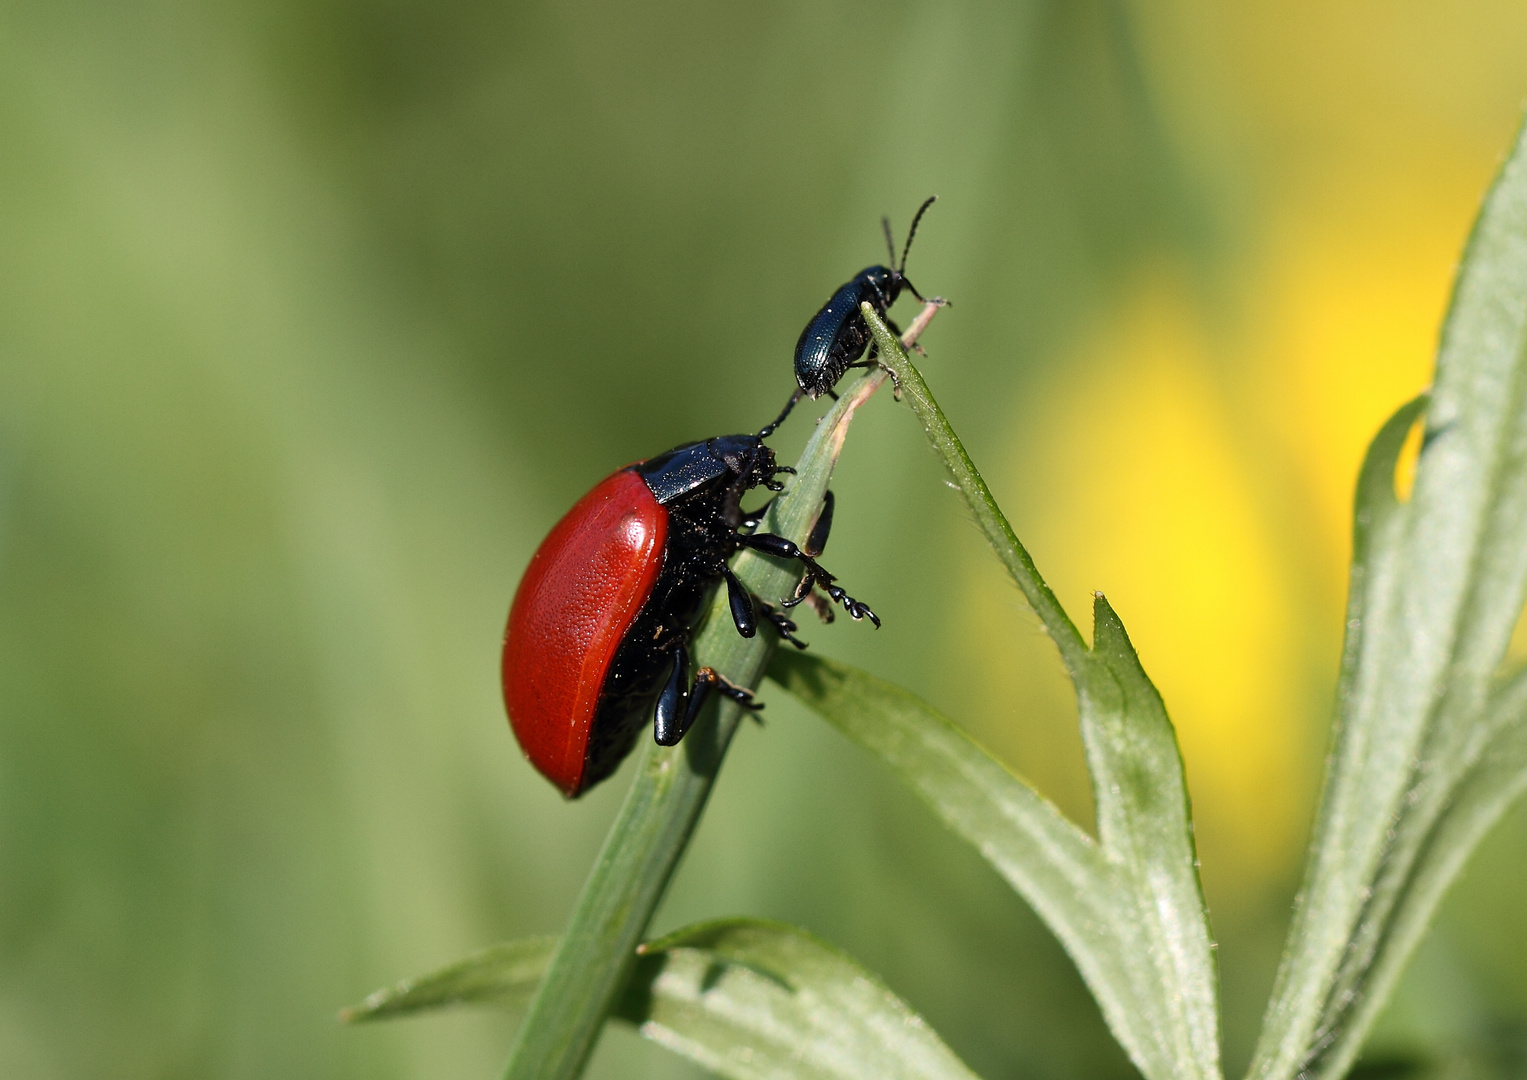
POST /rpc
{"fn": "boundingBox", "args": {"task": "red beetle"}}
[502,425,876,797]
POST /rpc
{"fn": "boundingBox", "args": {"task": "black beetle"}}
[794,196,939,400]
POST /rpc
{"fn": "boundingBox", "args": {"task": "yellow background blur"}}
[3,1,1527,1077]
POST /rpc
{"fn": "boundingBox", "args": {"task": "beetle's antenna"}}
[899,195,938,275]
[757,390,800,439]
[881,216,897,266]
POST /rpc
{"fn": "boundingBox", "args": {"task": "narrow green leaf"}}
[341,937,557,1022]
[345,921,979,1080]
[1250,397,1428,1080]
[769,648,1217,1080]
[859,308,1220,1080]
[1307,678,1527,1080]
[624,919,980,1080]
[1252,115,1527,1080]
[1078,595,1219,1080]
[1336,396,1430,709]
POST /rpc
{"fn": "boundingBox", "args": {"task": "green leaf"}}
[345,921,980,1080]
[1247,396,1429,1080]
[768,649,1193,1080]
[858,308,1220,1080]
[341,937,558,1022]
[1321,673,1527,1080]
[1077,595,1219,1078]
[1251,114,1527,1080]
[623,919,980,1080]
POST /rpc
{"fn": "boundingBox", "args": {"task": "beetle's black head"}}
[708,434,784,493]
[859,265,901,306]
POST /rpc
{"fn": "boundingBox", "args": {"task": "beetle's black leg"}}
[849,317,913,382]
[848,358,909,388]
[757,389,802,439]
[654,645,690,746]
[655,643,761,747]
[733,532,880,627]
[680,667,763,737]
[696,667,760,710]
[739,497,774,530]
[723,569,757,638]
[808,579,879,625]
[754,597,808,648]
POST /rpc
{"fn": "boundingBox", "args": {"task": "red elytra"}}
[501,470,666,797]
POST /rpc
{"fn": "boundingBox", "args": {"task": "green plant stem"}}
[498,704,749,1079]
[500,318,934,1079]
[861,304,1088,670]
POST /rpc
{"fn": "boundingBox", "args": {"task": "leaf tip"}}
[1090,591,1122,637]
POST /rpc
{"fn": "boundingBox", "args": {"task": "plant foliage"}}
[345,919,979,1080]
[352,116,1527,1080]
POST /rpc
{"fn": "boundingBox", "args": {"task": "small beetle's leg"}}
[673,667,760,743]
[754,597,808,648]
[695,667,760,710]
[723,569,757,638]
[684,667,764,734]
[848,317,912,382]
[879,315,923,367]
[655,643,761,747]
[733,532,880,627]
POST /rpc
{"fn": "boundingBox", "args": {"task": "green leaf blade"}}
[1078,595,1220,1080]
[1418,113,1527,690]
[769,649,1215,1080]
[1248,397,1430,1080]
[857,310,1220,1080]
[1308,693,1527,1080]
[624,919,980,1080]
[345,921,979,1080]
[1253,115,1527,1080]
[340,937,558,1022]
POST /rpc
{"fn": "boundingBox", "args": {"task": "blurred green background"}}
[4,1,1527,1077]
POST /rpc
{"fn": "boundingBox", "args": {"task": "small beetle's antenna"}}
[757,389,801,439]
[899,195,938,276]
[881,216,897,266]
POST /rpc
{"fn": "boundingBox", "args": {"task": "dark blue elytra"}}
[793,196,938,400]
